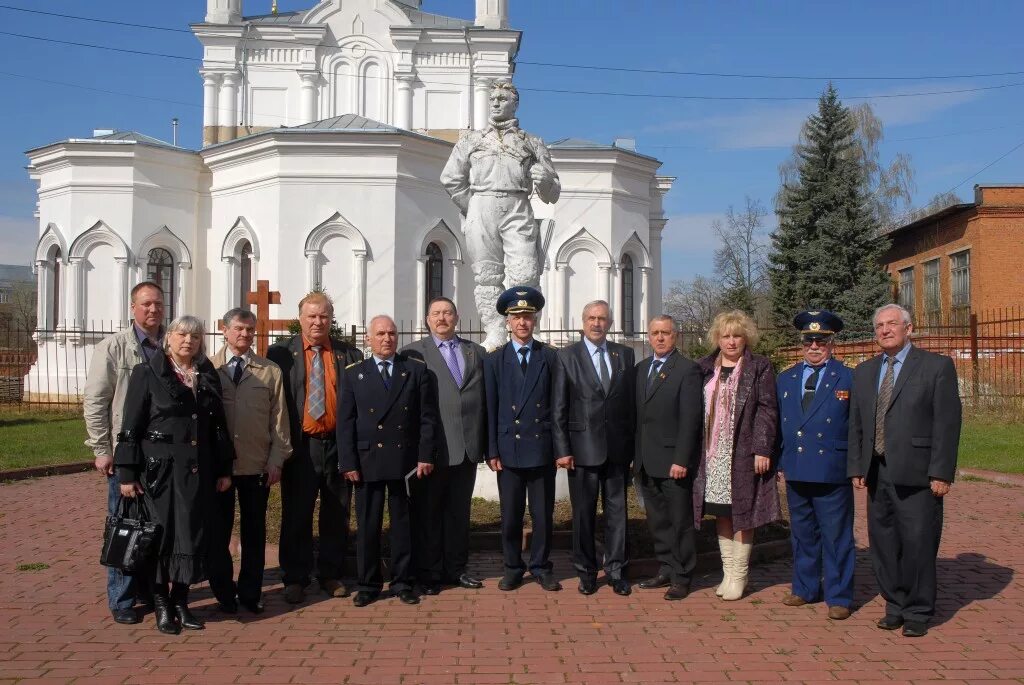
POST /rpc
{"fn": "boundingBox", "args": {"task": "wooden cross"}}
[245,280,292,355]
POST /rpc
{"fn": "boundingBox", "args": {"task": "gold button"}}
[819,449,824,455]
[535,434,539,438]
[797,446,803,453]
[191,440,197,446]
[370,408,375,413]
[397,444,401,448]
[377,443,383,448]
[515,434,521,439]
[797,431,803,437]
[817,433,823,438]
[514,420,520,425]
[378,425,383,430]
[397,425,401,429]
[191,413,197,419]
[536,403,541,408]
[191,466,198,473]
[512,405,516,411]
[826,418,831,423]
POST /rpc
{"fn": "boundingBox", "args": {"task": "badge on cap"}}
[809,322,821,331]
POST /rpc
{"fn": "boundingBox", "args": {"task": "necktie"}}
[647,359,663,393]
[597,347,611,394]
[442,340,463,386]
[518,346,529,375]
[230,356,244,385]
[380,360,391,389]
[802,365,821,411]
[874,356,895,456]
[308,346,326,420]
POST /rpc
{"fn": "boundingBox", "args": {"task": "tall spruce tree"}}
[769,85,891,332]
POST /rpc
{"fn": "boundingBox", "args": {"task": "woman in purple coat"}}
[694,310,780,601]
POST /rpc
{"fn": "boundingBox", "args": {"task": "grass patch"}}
[958,419,1024,474]
[16,562,50,572]
[0,407,91,471]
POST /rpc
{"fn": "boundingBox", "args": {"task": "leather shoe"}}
[217,597,238,614]
[876,615,904,630]
[321,578,350,598]
[353,591,378,607]
[902,621,928,637]
[664,583,690,601]
[638,574,671,590]
[455,573,484,589]
[610,578,631,596]
[498,574,523,591]
[537,572,562,592]
[112,608,139,625]
[578,577,598,595]
[827,606,852,620]
[397,589,420,605]
[153,596,180,635]
[174,605,205,630]
[283,584,305,604]
[239,599,264,615]
[419,582,441,596]
[782,593,810,607]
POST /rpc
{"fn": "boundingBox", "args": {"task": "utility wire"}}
[1,3,1022,83]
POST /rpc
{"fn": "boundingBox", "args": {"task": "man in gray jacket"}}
[401,297,487,594]
[83,281,165,625]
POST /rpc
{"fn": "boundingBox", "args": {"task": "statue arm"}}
[530,137,561,204]
[440,136,473,215]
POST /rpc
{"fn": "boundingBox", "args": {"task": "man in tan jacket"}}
[208,308,292,614]
[83,280,165,625]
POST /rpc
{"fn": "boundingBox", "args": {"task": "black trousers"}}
[567,461,629,581]
[413,458,477,582]
[638,469,696,586]
[208,474,270,605]
[279,435,352,587]
[497,463,556,577]
[868,458,944,624]
[354,479,413,593]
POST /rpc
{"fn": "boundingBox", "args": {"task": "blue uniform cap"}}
[793,310,843,338]
[496,286,545,315]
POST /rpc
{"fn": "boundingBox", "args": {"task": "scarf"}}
[489,117,520,135]
[704,355,743,469]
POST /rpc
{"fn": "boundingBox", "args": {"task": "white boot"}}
[715,535,733,597]
[722,539,752,601]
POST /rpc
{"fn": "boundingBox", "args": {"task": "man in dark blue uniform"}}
[484,286,564,592]
[777,310,855,621]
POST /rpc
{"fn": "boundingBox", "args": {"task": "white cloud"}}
[0,215,38,267]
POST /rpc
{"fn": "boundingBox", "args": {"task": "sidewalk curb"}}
[0,461,93,482]
[958,468,1024,487]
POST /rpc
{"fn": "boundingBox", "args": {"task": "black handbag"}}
[100,495,161,573]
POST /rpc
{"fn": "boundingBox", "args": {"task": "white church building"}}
[25,0,673,396]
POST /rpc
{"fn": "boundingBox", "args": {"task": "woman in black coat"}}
[115,315,234,634]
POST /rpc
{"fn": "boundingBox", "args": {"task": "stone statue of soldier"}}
[441,81,561,350]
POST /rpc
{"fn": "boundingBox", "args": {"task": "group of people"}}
[84,280,961,639]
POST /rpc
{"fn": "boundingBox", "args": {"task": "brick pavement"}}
[0,471,1021,684]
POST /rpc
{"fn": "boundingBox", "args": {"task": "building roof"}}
[290,114,402,132]
[242,10,309,25]
[884,203,976,238]
[548,137,660,162]
[27,130,193,155]
[242,3,469,29]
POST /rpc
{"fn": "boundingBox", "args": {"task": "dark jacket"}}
[777,357,853,484]
[633,350,703,478]
[552,340,636,466]
[336,354,439,482]
[693,349,780,531]
[114,352,234,584]
[266,335,363,445]
[848,345,962,486]
[484,340,562,468]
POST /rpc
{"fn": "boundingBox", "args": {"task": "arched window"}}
[621,255,635,335]
[425,242,443,301]
[239,240,253,310]
[146,248,175,324]
[51,247,61,328]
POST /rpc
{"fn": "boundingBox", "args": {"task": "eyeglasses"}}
[801,337,831,348]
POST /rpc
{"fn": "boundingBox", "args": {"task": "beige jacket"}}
[211,345,292,475]
[83,326,151,458]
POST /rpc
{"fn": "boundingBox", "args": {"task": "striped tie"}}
[441,340,463,386]
[308,346,326,420]
[873,356,894,456]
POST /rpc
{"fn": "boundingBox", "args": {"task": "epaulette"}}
[345,361,361,369]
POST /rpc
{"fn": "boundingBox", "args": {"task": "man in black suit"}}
[338,315,439,607]
[267,292,363,604]
[848,303,962,638]
[401,297,487,594]
[484,286,564,592]
[552,300,636,596]
[634,314,704,601]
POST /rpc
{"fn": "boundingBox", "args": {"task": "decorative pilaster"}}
[352,250,367,326]
[639,266,652,332]
[114,257,130,328]
[415,257,427,331]
[223,256,238,310]
[597,263,611,305]
[65,258,81,333]
[218,72,240,142]
[202,72,221,147]
[448,258,461,309]
[395,75,414,130]
[299,71,319,125]
[176,261,191,320]
[472,77,491,131]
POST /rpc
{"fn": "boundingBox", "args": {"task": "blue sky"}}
[2,0,1023,292]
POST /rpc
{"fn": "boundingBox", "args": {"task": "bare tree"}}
[664,275,722,333]
[712,197,770,314]
[907,190,963,223]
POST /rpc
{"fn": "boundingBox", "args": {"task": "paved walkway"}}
[0,472,1021,684]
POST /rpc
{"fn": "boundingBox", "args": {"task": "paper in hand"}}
[405,467,418,497]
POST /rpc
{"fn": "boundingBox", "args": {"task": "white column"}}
[35,260,49,332]
[554,264,569,329]
[115,257,129,328]
[353,250,367,326]
[218,72,240,141]
[598,263,611,305]
[65,258,81,332]
[472,78,491,131]
[304,252,318,291]
[415,257,427,331]
[639,266,652,331]
[222,256,238,310]
[299,72,318,125]
[395,76,413,130]
[449,258,461,309]
[608,264,619,328]
[202,72,221,128]
[176,262,190,319]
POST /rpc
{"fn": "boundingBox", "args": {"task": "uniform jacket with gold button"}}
[211,346,292,475]
[777,357,852,484]
[336,354,439,482]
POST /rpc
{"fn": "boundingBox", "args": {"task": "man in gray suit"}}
[849,303,962,638]
[402,297,487,594]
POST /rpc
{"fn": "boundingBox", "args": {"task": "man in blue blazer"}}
[777,310,855,621]
[484,286,564,592]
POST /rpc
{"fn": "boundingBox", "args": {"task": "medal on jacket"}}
[835,390,849,401]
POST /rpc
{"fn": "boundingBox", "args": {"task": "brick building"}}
[882,184,1024,326]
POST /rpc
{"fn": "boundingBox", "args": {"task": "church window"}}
[146,248,175,324]
[239,240,253,310]
[425,242,443,301]
[621,255,635,335]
